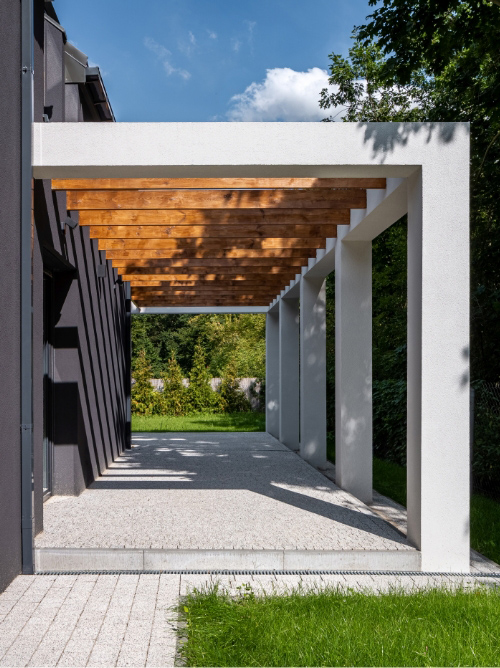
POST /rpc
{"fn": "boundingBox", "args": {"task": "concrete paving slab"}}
[36,432,415,556]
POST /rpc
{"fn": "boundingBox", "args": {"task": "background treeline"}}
[131,314,265,416]
[322,0,500,498]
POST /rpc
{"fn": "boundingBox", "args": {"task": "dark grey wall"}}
[0,0,22,593]
[33,15,128,503]
[0,5,129,593]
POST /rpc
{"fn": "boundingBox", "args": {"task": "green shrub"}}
[131,350,161,416]
[160,353,188,416]
[219,360,252,413]
[187,342,221,413]
[372,379,407,466]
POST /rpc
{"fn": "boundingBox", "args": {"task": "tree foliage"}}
[187,343,221,413]
[219,359,252,413]
[160,354,187,417]
[131,313,265,379]
[131,350,160,416]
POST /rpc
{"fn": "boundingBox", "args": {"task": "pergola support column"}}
[279,297,300,451]
[300,277,327,467]
[407,168,470,572]
[266,309,280,438]
[335,227,373,504]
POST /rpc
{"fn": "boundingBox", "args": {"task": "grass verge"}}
[132,412,265,433]
[180,585,500,667]
[372,454,500,565]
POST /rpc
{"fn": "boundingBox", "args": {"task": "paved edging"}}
[35,548,422,573]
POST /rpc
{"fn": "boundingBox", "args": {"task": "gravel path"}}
[37,432,413,552]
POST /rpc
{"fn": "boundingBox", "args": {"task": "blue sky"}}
[55,0,374,122]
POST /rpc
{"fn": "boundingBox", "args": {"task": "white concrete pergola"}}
[33,121,470,572]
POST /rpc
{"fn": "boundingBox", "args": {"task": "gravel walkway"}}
[37,432,413,552]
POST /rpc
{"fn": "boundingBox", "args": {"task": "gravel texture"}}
[37,432,413,552]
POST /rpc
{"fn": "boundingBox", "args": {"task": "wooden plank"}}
[79,209,350,226]
[112,257,307,269]
[123,273,291,282]
[54,177,386,190]
[89,224,338,239]
[129,279,286,288]
[105,248,315,260]
[98,238,326,251]
[67,189,366,210]
[116,265,298,276]
[132,290,279,298]
[120,265,297,275]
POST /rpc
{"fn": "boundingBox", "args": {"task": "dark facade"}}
[0,2,130,592]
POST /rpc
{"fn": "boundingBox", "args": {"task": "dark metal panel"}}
[0,0,23,592]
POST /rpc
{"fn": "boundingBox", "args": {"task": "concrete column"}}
[300,277,327,467]
[335,227,373,504]
[266,309,280,437]
[279,298,300,451]
[407,167,470,572]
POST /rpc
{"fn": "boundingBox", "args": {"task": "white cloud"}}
[227,67,337,122]
[231,37,241,52]
[207,30,217,40]
[144,37,191,80]
[188,31,196,45]
[245,20,256,53]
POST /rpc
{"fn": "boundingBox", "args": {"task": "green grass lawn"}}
[371,455,500,565]
[132,412,265,433]
[180,585,500,667]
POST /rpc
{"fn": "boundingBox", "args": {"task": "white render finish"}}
[266,310,280,438]
[406,168,470,572]
[279,298,300,451]
[32,122,468,179]
[335,226,373,504]
[33,120,471,573]
[135,306,268,314]
[300,277,327,467]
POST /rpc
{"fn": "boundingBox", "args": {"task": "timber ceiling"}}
[53,178,386,307]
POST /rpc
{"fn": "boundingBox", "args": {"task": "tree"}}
[187,343,220,413]
[160,353,187,416]
[218,359,252,413]
[131,350,160,416]
[321,25,500,382]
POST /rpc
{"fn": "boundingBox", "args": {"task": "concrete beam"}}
[134,306,269,314]
[279,297,300,451]
[266,310,280,437]
[407,166,470,573]
[32,122,468,179]
[300,277,327,467]
[335,227,373,504]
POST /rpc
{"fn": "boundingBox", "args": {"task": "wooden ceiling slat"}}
[116,265,298,275]
[105,248,315,260]
[112,257,307,269]
[54,177,386,190]
[129,280,287,288]
[90,224,338,240]
[67,189,366,210]
[98,238,326,251]
[79,209,350,226]
[122,273,292,282]
[132,288,282,294]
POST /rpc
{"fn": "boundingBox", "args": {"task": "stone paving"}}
[1,570,500,667]
[37,432,413,552]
